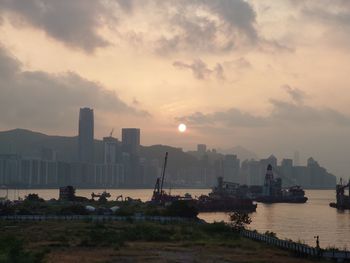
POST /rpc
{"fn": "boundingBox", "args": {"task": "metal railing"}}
[241,229,350,261]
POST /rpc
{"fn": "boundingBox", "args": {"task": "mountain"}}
[0,128,90,162]
[0,129,197,168]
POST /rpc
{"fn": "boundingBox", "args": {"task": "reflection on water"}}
[199,190,350,249]
[0,188,348,248]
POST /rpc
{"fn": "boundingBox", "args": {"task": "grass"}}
[0,220,326,263]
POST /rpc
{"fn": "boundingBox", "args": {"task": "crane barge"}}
[330,178,350,209]
[151,152,182,204]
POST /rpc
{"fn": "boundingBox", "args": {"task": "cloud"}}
[0,0,118,52]
[0,0,289,55]
[173,59,225,80]
[285,0,350,47]
[223,57,252,69]
[177,109,267,127]
[282,85,306,104]
[178,86,350,128]
[0,45,148,130]
[153,0,258,54]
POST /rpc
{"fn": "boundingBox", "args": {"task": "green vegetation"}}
[0,221,324,263]
[0,195,199,219]
[265,231,277,238]
[0,235,44,263]
[229,211,252,230]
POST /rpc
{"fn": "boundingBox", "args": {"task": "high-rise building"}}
[122,128,140,155]
[103,136,119,164]
[223,154,240,183]
[78,108,94,163]
[197,144,207,154]
[294,151,300,166]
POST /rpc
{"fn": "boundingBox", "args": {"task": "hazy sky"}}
[1,0,350,178]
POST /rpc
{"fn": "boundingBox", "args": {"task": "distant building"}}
[122,128,140,155]
[294,151,300,166]
[197,144,207,154]
[41,148,56,161]
[78,108,94,163]
[103,136,119,164]
[223,154,240,183]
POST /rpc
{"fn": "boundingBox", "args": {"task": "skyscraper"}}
[78,108,94,163]
[122,128,140,155]
[197,144,207,154]
[122,128,140,186]
[103,136,118,164]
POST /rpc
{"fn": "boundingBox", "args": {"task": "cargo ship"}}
[195,177,257,212]
[254,164,308,203]
[329,178,350,209]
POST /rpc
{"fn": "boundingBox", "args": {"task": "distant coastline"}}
[0,186,335,191]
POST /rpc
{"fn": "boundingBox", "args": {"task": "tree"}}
[24,193,44,202]
[229,211,252,231]
[165,200,198,218]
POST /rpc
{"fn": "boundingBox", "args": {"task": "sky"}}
[0,0,350,178]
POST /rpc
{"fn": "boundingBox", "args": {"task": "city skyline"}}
[1,1,350,179]
[0,106,337,189]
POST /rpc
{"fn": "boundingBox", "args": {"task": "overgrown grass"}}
[0,235,45,263]
[0,221,320,263]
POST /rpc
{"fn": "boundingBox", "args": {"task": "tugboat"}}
[195,177,257,212]
[329,178,350,209]
[255,164,308,203]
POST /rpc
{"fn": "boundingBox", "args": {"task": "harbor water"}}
[1,188,348,249]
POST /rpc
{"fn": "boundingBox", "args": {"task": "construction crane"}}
[109,128,114,137]
[152,152,177,203]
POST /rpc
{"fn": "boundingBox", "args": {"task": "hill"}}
[0,129,197,168]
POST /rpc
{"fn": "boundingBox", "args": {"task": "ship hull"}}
[255,196,308,204]
[195,199,257,213]
[329,202,350,210]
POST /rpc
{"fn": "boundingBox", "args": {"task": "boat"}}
[195,177,257,212]
[254,164,308,203]
[329,178,350,209]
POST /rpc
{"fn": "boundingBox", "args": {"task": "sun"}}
[178,123,187,133]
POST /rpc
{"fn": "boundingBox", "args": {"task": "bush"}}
[264,231,277,238]
[229,211,252,231]
[0,235,44,262]
[200,222,232,234]
[59,204,88,215]
[164,201,198,218]
[115,206,134,216]
[24,194,44,203]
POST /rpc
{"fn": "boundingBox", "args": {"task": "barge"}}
[254,164,308,203]
[329,178,350,209]
[195,177,257,212]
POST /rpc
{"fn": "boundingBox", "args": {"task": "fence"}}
[0,215,191,223]
[241,229,350,262]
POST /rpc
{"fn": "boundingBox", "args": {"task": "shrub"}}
[164,201,198,218]
[0,235,43,262]
[264,231,277,238]
[59,204,88,215]
[229,211,252,231]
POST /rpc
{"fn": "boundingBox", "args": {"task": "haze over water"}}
[1,188,347,249]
